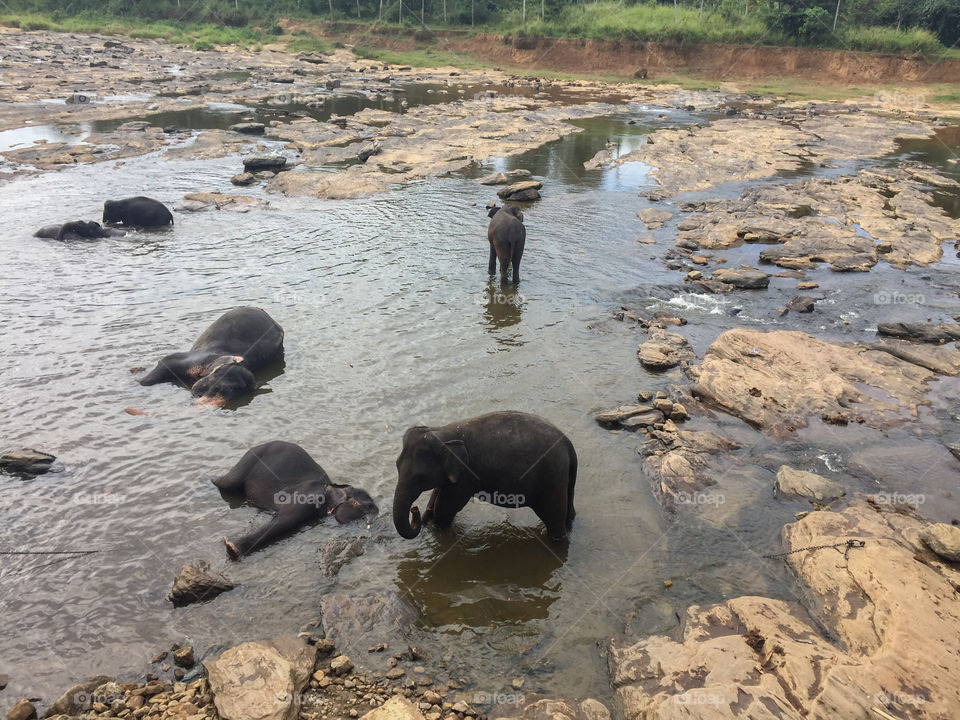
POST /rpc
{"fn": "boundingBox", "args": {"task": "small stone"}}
[229,122,266,134]
[775,466,845,503]
[230,172,256,186]
[422,691,442,705]
[173,646,194,668]
[786,295,815,313]
[686,270,702,280]
[386,668,405,679]
[637,390,653,402]
[416,676,433,686]
[451,702,470,714]
[7,699,37,720]
[510,677,524,690]
[173,668,185,681]
[161,663,171,672]
[653,398,674,415]
[669,403,689,421]
[797,281,819,289]
[330,655,354,676]
[314,638,336,654]
[151,651,168,664]
[477,172,509,185]
[312,670,326,682]
[663,580,673,588]
[349,711,358,718]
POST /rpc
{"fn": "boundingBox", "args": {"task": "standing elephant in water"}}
[393,411,577,541]
[214,441,379,559]
[487,205,526,284]
[139,306,284,405]
[103,196,173,227]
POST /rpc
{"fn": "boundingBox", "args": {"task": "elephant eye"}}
[349,499,360,506]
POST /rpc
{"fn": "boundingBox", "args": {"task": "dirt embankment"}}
[281,19,960,84]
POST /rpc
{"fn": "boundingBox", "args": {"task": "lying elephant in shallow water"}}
[34,221,126,241]
[394,410,577,541]
[487,204,526,284]
[214,441,379,559]
[139,306,284,405]
[103,196,173,227]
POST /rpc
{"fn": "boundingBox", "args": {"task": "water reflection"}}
[395,524,565,626]
[481,281,524,340]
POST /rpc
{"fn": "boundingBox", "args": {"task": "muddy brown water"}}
[1,93,960,712]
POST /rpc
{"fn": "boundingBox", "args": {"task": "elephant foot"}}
[224,538,242,560]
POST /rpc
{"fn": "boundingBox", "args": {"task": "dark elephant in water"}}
[393,411,577,541]
[34,221,126,241]
[214,441,379,559]
[487,204,526,284]
[103,196,173,227]
[139,306,284,405]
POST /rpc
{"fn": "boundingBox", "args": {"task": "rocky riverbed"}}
[2,22,960,720]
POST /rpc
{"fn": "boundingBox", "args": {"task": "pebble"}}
[663,580,673,588]
[7,699,37,720]
[386,668,405,679]
[173,646,195,668]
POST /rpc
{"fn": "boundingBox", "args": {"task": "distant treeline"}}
[5,0,958,51]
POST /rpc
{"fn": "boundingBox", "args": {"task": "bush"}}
[799,6,832,45]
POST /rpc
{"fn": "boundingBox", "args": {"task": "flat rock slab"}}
[640,429,741,508]
[608,498,960,718]
[690,328,938,437]
[636,208,672,229]
[230,122,266,134]
[178,192,268,212]
[0,448,57,475]
[497,180,542,201]
[205,638,316,720]
[594,404,656,425]
[775,465,845,502]
[243,155,288,171]
[476,171,509,185]
[492,697,610,720]
[320,593,417,660]
[877,322,960,344]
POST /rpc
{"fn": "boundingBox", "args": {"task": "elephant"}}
[487,204,526,284]
[214,441,379,559]
[393,411,577,541]
[34,221,126,240]
[139,306,284,405]
[102,196,173,227]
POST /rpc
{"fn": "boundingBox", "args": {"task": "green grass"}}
[284,35,332,53]
[839,25,941,55]
[353,45,485,69]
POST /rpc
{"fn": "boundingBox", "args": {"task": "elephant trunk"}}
[393,483,423,539]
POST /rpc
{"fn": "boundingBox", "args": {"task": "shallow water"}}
[2,94,960,712]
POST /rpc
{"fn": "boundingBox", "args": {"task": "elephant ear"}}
[441,440,470,484]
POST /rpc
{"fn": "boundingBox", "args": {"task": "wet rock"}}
[205,638,316,720]
[231,172,257,186]
[173,646,195,668]
[0,674,7,690]
[330,655,354,676]
[0,448,57,475]
[711,266,770,289]
[168,561,236,607]
[877,322,960,344]
[318,536,371,577]
[7,700,36,720]
[594,404,655,425]
[242,155,287,172]
[690,329,937,437]
[497,180,542,202]
[230,122,266,134]
[320,593,418,660]
[357,140,382,163]
[785,294,815,313]
[636,208,672,229]
[178,192,268,212]
[583,149,612,169]
[360,696,425,720]
[920,523,960,562]
[326,79,341,90]
[619,411,663,430]
[43,676,112,717]
[797,280,819,289]
[642,429,740,508]
[476,172,509,185]
[637,329,694,370]
[774,465,845,502]
[870,339,960,376]
[609,498,960,717]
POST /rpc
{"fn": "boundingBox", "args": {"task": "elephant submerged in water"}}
[139,306,284,406]
[34,221,126,241]
[393,411,577,541]
[103,196,173,227]
[487,204,526,284]
[214,441,379,559]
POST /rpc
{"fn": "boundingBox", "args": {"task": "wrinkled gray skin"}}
[487,205,526,284]
[139,306,284,406]
[394,411,577,541]
[214,441,379,559]
[34,222,126,241]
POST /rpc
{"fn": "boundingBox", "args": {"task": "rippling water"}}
[2,103,959,711]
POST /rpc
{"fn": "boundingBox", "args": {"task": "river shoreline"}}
[2,25,960,720]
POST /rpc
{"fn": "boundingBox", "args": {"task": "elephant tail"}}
[565,438,577,530]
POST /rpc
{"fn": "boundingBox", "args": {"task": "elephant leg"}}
[531,487,569,542]
[499,253,511,284]
[431,484,474,530]
[488,241,497,275]
[511,240,524,284]
[225,503,319,559]
[213,452,258,492]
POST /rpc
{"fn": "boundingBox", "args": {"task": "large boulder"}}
[42,676,112,717]
[497,180,542,201]
[637,329,694,370]
[243,155,287,172]
[609,498,960,718]
[711,267,770,289]
[168,561,236,607]
[690,329,938,437]
[360,696,424,720]
[920,522,960,562]
[205,638,316,720]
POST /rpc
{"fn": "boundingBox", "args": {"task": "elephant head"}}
[500,205,524,222]
[393,426,469,539]
[326,484,379,524]
[102,200,122,225]
[190,356,256,406]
